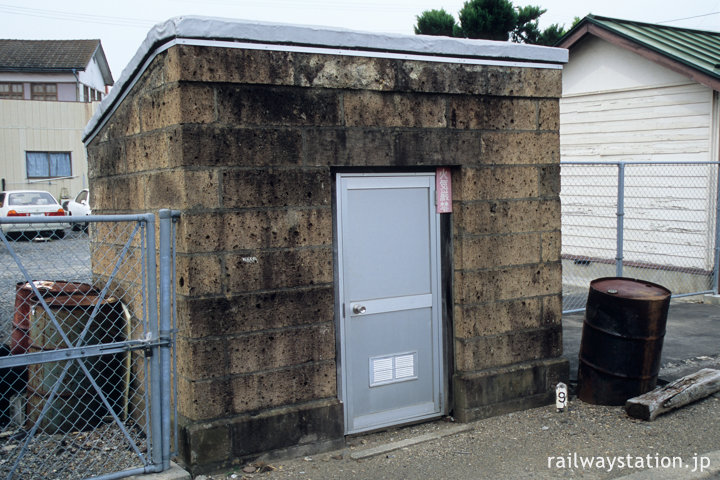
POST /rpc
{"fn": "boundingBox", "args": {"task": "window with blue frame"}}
[26,152,72,178]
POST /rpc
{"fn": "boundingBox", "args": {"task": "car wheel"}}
[16,232,35,241]
[69,212,81,231]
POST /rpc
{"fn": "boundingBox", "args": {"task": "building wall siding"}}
[562,36,690,95]
[0,98,95,199]
[560,35,716,271]
[561,81,716,270]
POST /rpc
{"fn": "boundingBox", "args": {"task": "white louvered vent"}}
[370,352,417,387]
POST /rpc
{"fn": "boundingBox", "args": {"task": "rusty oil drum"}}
[12,281,96,355]
[577,277,671,406]
[11,282,126,433]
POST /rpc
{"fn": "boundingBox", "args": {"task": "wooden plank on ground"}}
[625,368,720,421]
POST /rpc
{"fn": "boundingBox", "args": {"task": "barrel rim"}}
[589,276,671,300]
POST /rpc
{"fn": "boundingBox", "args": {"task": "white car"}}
[0,190,70,239]
[64,189,91,231]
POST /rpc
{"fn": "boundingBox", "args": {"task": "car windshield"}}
[7,192,56,206]
[76,190,88,203]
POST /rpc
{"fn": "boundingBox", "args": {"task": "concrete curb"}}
[614,450,720,479]
[125,462,191,480]
[703,294,720,306]
[349,424,473,460]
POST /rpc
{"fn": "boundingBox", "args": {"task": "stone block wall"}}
[86,42,567,474]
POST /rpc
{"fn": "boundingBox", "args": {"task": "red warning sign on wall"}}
[436,167,452,213]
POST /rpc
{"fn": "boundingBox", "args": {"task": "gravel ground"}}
[197,391,720,480]
[0,421,148,480]
[0,229,149,480]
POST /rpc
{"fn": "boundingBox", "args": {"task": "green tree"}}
[511,5,546,43]
[413,0,575,46]
[414,9,457,36]
[457,0,517,41]
[536,17,583,46]
[536,23,566,45]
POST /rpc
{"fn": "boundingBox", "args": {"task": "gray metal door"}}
[337,173,443,434]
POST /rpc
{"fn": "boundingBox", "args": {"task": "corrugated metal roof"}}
[0,39,101,72]
[558,15,720,83]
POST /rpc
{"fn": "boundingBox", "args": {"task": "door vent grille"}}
[369,352,417,387]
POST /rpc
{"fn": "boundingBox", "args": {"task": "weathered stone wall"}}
[87,43,567,474]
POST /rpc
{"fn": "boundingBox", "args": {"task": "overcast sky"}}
[2,0,720,82]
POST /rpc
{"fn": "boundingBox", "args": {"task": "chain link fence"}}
[561,162,720,313]
[0,212,177,480]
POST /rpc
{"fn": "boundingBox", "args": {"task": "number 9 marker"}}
[556,382,568,412]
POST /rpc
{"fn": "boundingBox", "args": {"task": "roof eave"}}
[558,18,720,92]
[0,67,85,73]
[83,16,568,144]
[89,43,114,87]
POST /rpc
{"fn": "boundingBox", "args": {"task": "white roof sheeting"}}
[83,16,568,142]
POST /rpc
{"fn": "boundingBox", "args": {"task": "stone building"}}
[83,17,568,474]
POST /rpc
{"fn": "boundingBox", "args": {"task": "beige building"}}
[0,39,113,202]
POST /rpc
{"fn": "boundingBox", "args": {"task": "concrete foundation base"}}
[126,463,190,480]
[452,358,569,423]
[178,399,344,475]
[703,294,720,305]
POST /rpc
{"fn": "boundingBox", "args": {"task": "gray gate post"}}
[145,213,163,469]
[158,209,174,470]
[616,162,625,278]
[714,163,720,294]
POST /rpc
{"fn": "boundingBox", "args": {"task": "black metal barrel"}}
[577,277,671,405]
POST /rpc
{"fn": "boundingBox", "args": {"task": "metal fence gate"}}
[562,162,720,313]
[0,210,178,480]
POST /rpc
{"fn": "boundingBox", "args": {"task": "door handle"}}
[352,304,366,315]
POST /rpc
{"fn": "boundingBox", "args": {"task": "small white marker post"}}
[556,382,568,412]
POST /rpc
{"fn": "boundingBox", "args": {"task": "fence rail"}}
[561,162,720,313]
[0,210,178,480]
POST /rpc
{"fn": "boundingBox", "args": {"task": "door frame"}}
[334,171,445,434]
